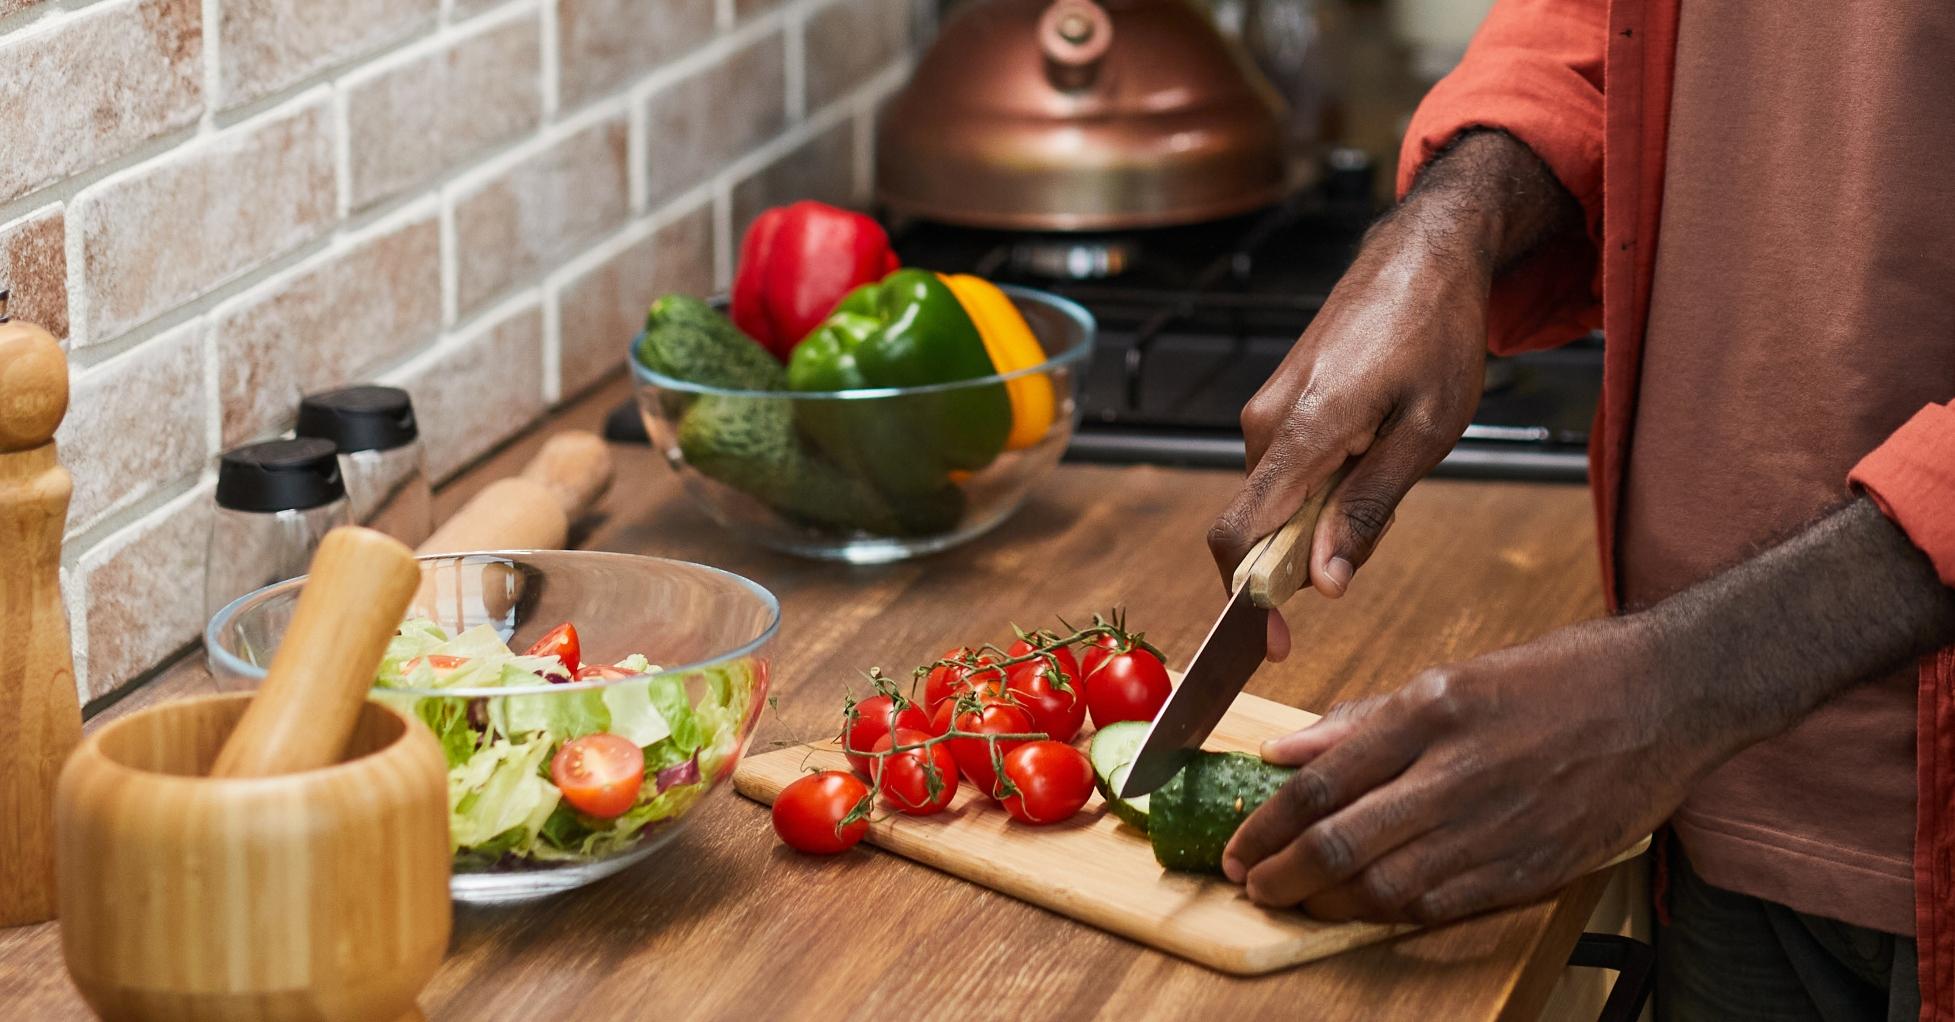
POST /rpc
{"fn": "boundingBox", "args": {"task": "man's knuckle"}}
[1240,393,1281,432]
[1406,667,1477,727]
[1517,842,1568,885]
[1337,491,1396,541]
[1325,696,1372,724]
[1292,384,1333,422]
[1286,769,1335,815]
[1206,518,1244,557]
[1303,824,1355,875]
[1359,866,1408,909]
[1399,402,1448,441]
[1409,890,1455,924]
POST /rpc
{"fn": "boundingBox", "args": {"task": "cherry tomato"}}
[842,694,931,777]
[870,728,959,815]
[574,663,635,681]
[928,697,958,737]
[945,698,1037,799]
[772,770,871,854]
[999,741,1094,825]
[1080,633,1122,679]
[525,623,581,674]
[1084,643,1172,728]
[922,647,1004,713]
[1005,638,1085,743]
[549,733,644,819]
[405,654,467,673]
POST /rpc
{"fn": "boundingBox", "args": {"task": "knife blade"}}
[1118,467,1347,799]
[1117,585,1269,797]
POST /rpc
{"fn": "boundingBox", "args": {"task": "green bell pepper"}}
[787,269,1011,500]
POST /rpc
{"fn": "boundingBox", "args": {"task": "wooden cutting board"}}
[734,691,1647,976]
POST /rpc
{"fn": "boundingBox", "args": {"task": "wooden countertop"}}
[0,376,1614,1021]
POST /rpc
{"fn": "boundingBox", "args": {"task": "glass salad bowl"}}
[205,550,778,904]
[629,286,1094,564]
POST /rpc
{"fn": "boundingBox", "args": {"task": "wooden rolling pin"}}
[211,526,422,778]
[0,293,82,927]
[416,429,613,555]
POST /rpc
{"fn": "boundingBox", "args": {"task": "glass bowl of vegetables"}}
[205,550,778,904]
[628,277,1095,564]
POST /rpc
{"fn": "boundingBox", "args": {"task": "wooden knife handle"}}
[416,430,612,555]
[210,526,420,778]
[1231,466,1349,609]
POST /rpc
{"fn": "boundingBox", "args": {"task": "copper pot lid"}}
[877,0,1291,232]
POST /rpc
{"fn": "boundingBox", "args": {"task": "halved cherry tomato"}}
[999,741,1093,825]
[574,663,635,681]
[1005,638,1085,743]
[944,697,1037,799]
[1084,642,1172,728]
[549,733,644,819]
[524,623,581,674]
[870,728,958,815]
[922,646,1004,714]
[773,771,871,854]
[842,694,931,777]
[405,654,467,672]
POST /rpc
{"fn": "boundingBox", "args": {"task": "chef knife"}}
[1118,469,1347,798]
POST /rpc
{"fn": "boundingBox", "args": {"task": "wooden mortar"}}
[55,528,450,1022]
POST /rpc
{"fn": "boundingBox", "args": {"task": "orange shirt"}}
[1395,0,1955,1015]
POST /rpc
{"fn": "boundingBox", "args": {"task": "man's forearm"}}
[1641,497,1955,759]
[1384,129,1584,280]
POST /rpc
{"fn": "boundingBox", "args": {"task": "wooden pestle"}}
[210,526,421,778]
[0,292,83,926]
[416,429,613,555]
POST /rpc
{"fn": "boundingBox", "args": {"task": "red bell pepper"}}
[730,201,900,361]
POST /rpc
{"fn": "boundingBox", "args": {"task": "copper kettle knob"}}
[1039,0,1112,80]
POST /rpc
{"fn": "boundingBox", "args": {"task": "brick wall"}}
[8,0,917,706]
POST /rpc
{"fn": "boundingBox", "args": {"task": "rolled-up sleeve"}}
[1395,0,1608,355]
[1851,401,1955,588]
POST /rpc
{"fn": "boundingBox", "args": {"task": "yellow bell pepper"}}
[937,274,1057,451]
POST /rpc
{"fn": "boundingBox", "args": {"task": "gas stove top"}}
[889,180,1601,482]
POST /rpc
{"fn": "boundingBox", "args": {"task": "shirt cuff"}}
[1851,402,1955,588]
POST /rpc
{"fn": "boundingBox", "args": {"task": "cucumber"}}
[1088,721,1151,831]
[642,294,966,538]
[1148,751,1296,874]
[637,295,785,390]
[676,395,901,533]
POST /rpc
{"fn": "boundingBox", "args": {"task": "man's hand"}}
[1220,498,1955,922]
[1208,131,1582,661]
[1223,616,1698,921]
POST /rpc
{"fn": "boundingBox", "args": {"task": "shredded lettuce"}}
[448,735,560,853]
[375,618,748,868]
[601,678,672,747]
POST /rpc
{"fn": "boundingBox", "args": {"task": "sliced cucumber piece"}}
[1149,751,1296,874]
[1106,763,1150,831]
[1089,721,1151,831]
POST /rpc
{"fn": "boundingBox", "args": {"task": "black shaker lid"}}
[295,385,419,453]
[216,437,346,513]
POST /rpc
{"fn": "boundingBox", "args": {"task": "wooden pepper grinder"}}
[0,290,83,927]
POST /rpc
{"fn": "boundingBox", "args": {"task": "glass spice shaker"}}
[205,437,353,624]
[295,385,433,547]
